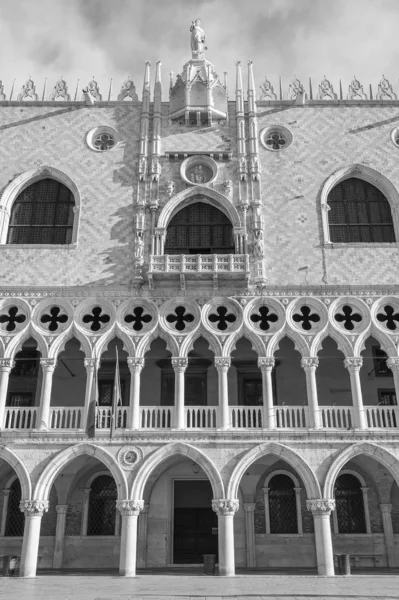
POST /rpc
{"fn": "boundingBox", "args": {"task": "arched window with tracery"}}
[7,178,75,244]
[4,479,24,536]
[335,473,366,533]
[165,202,234,255]
[268,474,298,534]
[327,178,395,243]
[87,475,117,536]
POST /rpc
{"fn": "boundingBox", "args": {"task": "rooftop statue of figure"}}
[190,19,207,58]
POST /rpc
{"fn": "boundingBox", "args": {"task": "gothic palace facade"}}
[2,20,399,577]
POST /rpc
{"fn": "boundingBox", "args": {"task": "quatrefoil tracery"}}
[250,306,278,331]
[0,306,26,332]
[334,305,362,331]
[208,306,237,331]
[166,306,195,332]
[82,306,111,332]
[292,306,320,331]
[124,307,152,332]
[377,305,399,331]
[40,306,68,332]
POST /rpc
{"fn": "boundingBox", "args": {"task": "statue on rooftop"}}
[190,19,207,58]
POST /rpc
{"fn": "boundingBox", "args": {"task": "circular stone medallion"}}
[117,446,143,471]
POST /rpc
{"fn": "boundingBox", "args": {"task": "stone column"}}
[294,487,303,534]
[137,502,149,568]
[386,358,399,403]
[38,358,57,431]
[258,358,275,429]
[262,487,270,533]
[212,499,239,576]
[380,503,396,568]
[172,358,188,430]
[243,502,256,568]
[127,358,144,429]
[117,500,144,577]
[344,357,366,430]
[19,500,49,578]
[53,505,68,569]
[0,489,10,535]
[0,359,14,429]
[80,488,91,535]
[361,487,371,533]
[306,499,335,576]
[215,358,231,430]
[301,357,321,429]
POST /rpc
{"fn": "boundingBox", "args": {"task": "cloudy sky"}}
[0,0,397,100]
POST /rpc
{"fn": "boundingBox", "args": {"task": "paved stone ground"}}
[0,573,399,600]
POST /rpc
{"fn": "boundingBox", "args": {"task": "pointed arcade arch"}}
[0,446,32,500]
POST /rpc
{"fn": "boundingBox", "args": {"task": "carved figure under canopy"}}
[190,19,207,58]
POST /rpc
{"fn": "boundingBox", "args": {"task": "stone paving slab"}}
[1,574,399,600]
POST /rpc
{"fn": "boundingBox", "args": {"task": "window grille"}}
[378,389,397,406]
[268,474,298,534]
[7,178,75,244]
[328,178,395,243]
[87,475,117,536]
[164,202,234,255]
[5,479,24,537]
[335,474,366,533]
[7,393,33,407]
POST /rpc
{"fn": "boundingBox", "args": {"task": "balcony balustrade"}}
[2,404,399,432]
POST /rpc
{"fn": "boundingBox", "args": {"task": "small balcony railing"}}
[149,254,249,274]
[3,407,38,430]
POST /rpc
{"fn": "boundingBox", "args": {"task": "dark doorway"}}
[173,480,218,564]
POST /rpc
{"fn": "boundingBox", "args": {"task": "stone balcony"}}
[2,404,399,432]
[147,254,250,290]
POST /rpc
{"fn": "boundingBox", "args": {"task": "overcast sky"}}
[0,0,397,100]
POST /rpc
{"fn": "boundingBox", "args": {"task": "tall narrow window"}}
[165,202,234,255]
[7,178,75,244]
[268,474,298,533]
[335,473,366,533]
[87,475,117,536]
[328,178,395,243]
[5,479,25,537]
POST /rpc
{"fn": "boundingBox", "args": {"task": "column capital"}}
[1,489,11,497]
[0,358,15,372]
[20,500,49,516]
[380,503,392,515]
[386,357,399,371]
[344,357,363,371]
[243,502,256,513]
[127,357,145,373]
[40,358,57,373]
[212,498,239,516]
[81,487,91,498]
[301,357,319,371]
[214,357,231,372]
[55,504,68,515]
[171,357,188,372]
[116,499,144,516]
[258,357,275,371]
[84,358,100,371]
[306,498,335,516]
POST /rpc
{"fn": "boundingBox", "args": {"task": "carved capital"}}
[116,499,144,517]
[344,357,363,371]
[306,498,335,516]
[55,504,69,515]
[258,357,275,371]
[84,358,100,371]
[321,203,331,213]
[212,499,239,516]
[301,357,319,371]
[127,357,145,373]
[20,500,49,516]
[0,358,15,372]
[243,502,256,513]
[214,357,231,372]
[386,357,399,372]
[171,357,188,372]
[40,358,57,373]
[380,503,392,515]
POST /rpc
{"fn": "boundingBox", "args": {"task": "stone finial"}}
[190,18,207,59]
[376,75,397,100]
[288,77,305,100]
[17,77,39,101]
[347,76,367,100]
[117,77,138,101]
[317,76,337,100]
[82,77,102,101]
[259,76,277,100]
[0,81,6,101]
[49,77,71,101]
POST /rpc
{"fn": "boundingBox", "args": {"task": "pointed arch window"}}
[165,202,234,255]
[268,474,298,534]
[7,178,75,244]
[335,473,366,533]
[87,475,117,536]
[327,178,395,243]
[4,479,24,537]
